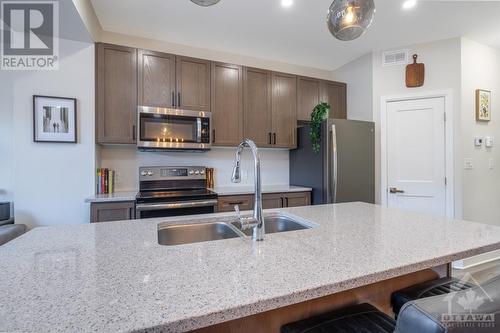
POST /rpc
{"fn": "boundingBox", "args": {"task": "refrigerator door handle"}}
[330,124,338,204]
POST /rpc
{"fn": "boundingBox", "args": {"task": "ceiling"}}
[90,0,500,71]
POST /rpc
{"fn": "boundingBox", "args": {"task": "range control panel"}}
[139,166,206,181]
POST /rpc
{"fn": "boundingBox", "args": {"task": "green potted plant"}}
[310,102,330,154]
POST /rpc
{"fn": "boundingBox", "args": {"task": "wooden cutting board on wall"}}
[406,54,425,88]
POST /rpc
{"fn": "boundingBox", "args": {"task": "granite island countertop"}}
[2,202,500,333]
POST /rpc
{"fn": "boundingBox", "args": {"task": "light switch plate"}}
[464,158,474,170]
[486,136,494,148]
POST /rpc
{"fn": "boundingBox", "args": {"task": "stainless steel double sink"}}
[158,213,315,246]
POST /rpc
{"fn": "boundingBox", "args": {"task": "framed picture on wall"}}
[476,89,491,122]
[33,95,77,143]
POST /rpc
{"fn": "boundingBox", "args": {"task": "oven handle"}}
[136,199,218,212]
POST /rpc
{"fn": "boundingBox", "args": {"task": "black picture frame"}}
[33,95,77,143]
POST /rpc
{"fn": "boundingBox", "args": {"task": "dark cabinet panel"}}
[297,77,321,121]
[211,62,244,146]
[321,81,347,119]
[262,193,284,209]
[96,43,137,144]
[243,67,272,147]
[176,56,211,112]
[218,195,254,212]
[138,49,176,108]
[272,72,297,148]
[284,192,311,208]
[90,201,135,223]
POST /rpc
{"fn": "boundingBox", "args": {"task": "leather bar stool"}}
[281,303,396,333]
[391,277,475,317]
[395,274,500,333]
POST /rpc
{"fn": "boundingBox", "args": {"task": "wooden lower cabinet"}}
[218,191,311,212]
[90,201,135,223]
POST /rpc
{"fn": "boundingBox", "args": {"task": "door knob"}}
[389,187,405,194]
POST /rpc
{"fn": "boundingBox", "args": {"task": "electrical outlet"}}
[464,158,474,170]
[486,136,495,148]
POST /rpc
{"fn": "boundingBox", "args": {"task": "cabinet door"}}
[284,192,311,208]
[218,195,254,212]
[262,193,284,209]
[138,49,176,108]
[272,72,297,148]
[321,81,347,119]
[176,56,211,111]
[243,67,272,147]
[96,43,137,144]
[211,62,244,146]
[90,201,135,223]
[297,77,321,121]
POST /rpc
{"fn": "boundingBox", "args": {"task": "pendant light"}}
[190,0,221,6]
[327,0,375,41]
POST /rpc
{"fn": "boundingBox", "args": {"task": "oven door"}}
[137,107,211,150]
[135,199,218,219]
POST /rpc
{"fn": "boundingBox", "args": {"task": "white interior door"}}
[386,97,446,216]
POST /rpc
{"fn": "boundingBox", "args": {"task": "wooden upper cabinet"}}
[243,67,272,147]
[297,77,321,121]
[321,80,347,119]
[272,72,297,148]
[211,62,243,147]
[176,56,211,112]
[96,43,137,144]
[138,49,176,108]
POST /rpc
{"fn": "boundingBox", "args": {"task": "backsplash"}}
[99,146,290,191]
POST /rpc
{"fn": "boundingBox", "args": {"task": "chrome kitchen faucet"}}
[231,139,265,241]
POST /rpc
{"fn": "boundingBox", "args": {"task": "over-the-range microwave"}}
[137,106,212,151]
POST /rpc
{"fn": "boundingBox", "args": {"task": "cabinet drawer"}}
[90,201,135,223]
[218,195,254,212]
[284,192,311,208]
[262,193,284,209]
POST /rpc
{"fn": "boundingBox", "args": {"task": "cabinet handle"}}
[280,197,284,207]
[285,197,289,207]
[178,92,181,107]
[171,92,175,107]
[268,132,272,145]
[132,125,136,141]
[273,133,276,145]
[212,129,216,143]
[228,201,244,205]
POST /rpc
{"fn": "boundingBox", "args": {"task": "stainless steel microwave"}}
[137,106,212,151]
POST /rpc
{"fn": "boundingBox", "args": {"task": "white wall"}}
[373,38,462,206]
[5,38,95,228]
[332,53,373,121]
[0,73,14,203]
[101,31,333,80]
[100,147,290,191]
[460,38,500,225]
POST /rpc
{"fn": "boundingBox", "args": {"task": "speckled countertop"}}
[2,202,500,333]
[84,186,312,203]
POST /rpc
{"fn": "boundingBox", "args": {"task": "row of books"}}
[96,168,115,194]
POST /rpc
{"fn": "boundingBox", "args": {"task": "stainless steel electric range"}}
[135,166,218,219]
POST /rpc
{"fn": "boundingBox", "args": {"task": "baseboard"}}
[453,250,500,270]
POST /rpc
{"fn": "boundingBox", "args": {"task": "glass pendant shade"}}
[327,0,375,41]
[190,0,221,6]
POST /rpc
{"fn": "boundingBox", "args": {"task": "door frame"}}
[380,90,454,218]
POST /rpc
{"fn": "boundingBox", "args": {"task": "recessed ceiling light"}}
[402,0,417,10]
[281,0,293,8]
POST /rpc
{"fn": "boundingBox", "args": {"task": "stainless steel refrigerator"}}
[290,119,375,205]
